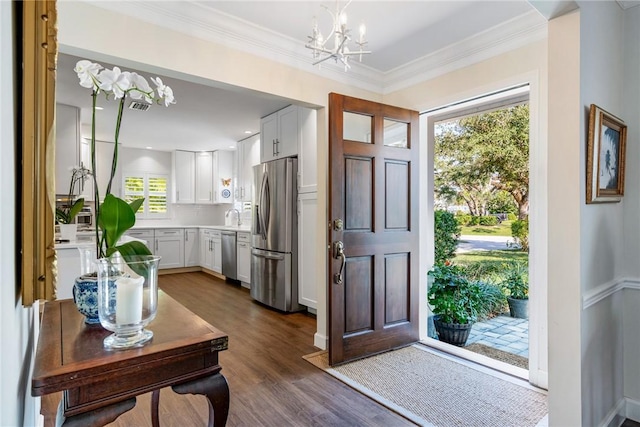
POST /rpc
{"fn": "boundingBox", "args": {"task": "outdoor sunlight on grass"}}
[455,250,528,265]
[460,220,513,237]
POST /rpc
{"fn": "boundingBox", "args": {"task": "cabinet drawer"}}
[202,229,222,239]
[237,232,251,243]
[155,228,183,237]
[126,229,154,240]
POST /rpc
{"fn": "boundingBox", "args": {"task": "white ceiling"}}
[56,1,548,152]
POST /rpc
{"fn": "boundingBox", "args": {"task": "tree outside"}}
[435,104,529,220]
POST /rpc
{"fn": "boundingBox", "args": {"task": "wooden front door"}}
[328,93,420,365]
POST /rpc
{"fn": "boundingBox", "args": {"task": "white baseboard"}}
[313,332,327,350]
[625,397,640,423]
[600,397,626,427]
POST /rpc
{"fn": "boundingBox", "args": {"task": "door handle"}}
[333,241,345,284]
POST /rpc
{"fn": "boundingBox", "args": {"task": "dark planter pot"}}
[507,297,529,319]
[433,315,473,347]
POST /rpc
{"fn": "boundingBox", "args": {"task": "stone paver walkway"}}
[467,315,529,358]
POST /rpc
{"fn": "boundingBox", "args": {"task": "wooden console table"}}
[32,290,229,426]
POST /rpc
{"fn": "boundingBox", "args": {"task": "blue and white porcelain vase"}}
[72,246,99,324]
[73,274,100,324]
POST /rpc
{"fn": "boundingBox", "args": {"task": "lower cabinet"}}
[154,229,185,269]
[200,229,222,273]
[237,232,251,287]
[184,228,199,267]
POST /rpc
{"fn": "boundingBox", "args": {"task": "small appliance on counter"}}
[250,157,303,312]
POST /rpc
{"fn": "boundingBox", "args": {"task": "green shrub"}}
[511,219,529,252]
[476,280,507,320]
[507,213,517,221]
[434,210,460,264]
[455,213,472,226]
[468,216,480,226]
[479,215,498,226]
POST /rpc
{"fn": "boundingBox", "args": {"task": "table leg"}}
[151,389,161,427]
[172,373,230,427]
[56,397,136,427]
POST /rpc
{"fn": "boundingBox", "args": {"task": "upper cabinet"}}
[260,105,317,193]
[173,149,233,204]
[173,150,196,203]
[55,104,80,195]
[235,134,260,202]
[260,105,301,163]
[213,150,233,204]
[195,151,214,204]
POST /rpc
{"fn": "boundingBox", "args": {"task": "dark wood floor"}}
[42,272,414,426]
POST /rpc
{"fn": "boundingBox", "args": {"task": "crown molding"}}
[82,1,546,95]
[381,10,547,94]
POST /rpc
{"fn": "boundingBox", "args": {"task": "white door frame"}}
[418,82,548,389]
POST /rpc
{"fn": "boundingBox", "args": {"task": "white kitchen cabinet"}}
[184,228,199,267]
[236,232,251,287]
[199,229,214,270]
[55,104,80,196]
[173,150,195,203]
[298,192,317,309]
[212,232,222,273]
[297,107,318,193]
[212,151,234,204]
[124,229,154,250]
[154,229,184,269]
[195,151,214,204]
[235,134,260,202]
[200,229,222,273]
[260,105,300,163]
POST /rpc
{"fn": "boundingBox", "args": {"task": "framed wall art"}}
[586,104,627,204]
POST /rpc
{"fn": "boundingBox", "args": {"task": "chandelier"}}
[305,0,371,71]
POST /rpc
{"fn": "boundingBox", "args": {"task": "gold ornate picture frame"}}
[586,104,627,204]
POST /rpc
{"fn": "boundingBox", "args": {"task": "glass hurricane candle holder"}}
[97,254,161,349]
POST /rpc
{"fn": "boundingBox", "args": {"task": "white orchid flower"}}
[162,85,176,107]
[98,67,131,99]
[129,73,154,104]
[74,60,103,90]
[151,77,166,98]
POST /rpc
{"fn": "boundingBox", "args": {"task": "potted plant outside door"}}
[501,261,529,319]
[428,263,483,347]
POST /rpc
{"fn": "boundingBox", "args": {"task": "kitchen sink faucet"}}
[225,208,242,226]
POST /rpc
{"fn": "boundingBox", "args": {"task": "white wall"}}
[0,2,39,426]
[578,2,627,425]
[622,3,640,419]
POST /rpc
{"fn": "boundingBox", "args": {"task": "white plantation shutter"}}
[148,175,167,214]
[124,176,145,213]
[122,173,169,218]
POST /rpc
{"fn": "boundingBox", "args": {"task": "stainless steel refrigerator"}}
[250,157,303,312]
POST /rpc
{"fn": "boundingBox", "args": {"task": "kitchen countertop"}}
[54,225,251,250]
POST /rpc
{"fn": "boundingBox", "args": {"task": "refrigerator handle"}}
[259,171,269,241]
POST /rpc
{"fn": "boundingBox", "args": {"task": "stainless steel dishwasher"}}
[221,231,237,280]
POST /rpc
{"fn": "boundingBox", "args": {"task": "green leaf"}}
[55,208,69,224]
[68,198,85,221]
[109,241,154,276]
[99,194,136,250]
[129,197,144,214]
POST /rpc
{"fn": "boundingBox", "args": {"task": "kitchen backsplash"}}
[134,203,230,227]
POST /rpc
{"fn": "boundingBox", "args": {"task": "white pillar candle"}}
[115,276,144,325]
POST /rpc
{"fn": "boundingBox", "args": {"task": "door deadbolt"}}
[333,218,343,231]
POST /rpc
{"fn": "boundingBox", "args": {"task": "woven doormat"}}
[465,343,529,370]
[303,345,547,427]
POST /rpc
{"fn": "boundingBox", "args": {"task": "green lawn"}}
[459,220,513,237]
[455,249,528,265]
